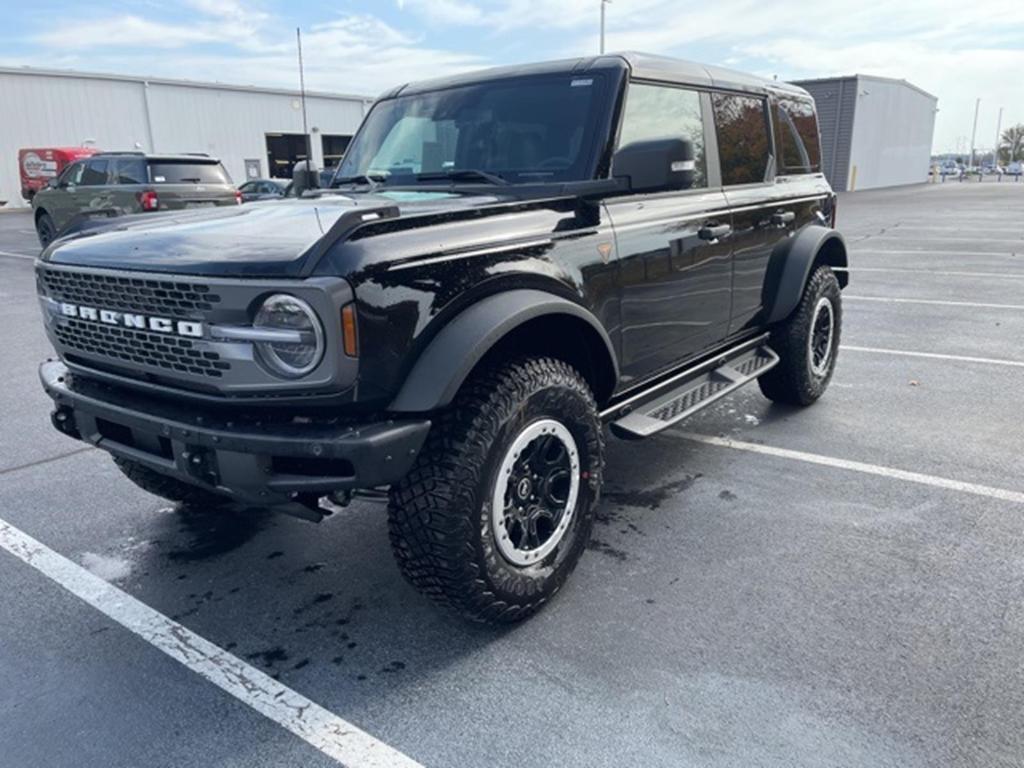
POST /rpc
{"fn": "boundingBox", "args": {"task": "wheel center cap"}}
[515,477,533,500]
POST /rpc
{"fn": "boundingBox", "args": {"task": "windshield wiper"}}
[415,169,509,186]
[332,173,388,189]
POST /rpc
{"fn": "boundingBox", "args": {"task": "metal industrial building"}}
[0,66,372,207]
[793,75,938,191]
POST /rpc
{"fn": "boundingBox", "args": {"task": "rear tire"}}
[36,211,57,248]
[388,357,604,624]
[113,456,229,510]
[758,264,842,406]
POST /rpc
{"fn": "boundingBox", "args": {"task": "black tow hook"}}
[51,407,81,439]
[182,446,218,486]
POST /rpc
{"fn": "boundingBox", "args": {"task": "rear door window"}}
[618,82,707,188]
[113,157,147,184]
[147,161,231,184]
[774,98,821,173]
[712,93,772,186]
[80,158,110,186]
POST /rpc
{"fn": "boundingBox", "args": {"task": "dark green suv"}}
[32,152,240,246]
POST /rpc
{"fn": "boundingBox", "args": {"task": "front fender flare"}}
[389,289,618,413]
[763,226,848,324]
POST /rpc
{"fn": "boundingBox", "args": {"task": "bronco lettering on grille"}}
[58,302,203,338]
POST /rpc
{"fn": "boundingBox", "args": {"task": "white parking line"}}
[676,433,1024,505]
[836,267,1024,280]
[0,249,36,261]
[0,517,423,768]
[857,237,1024,245]
[843,345,1024,368]
[846,296,1024,311]
[850,249,1022,258]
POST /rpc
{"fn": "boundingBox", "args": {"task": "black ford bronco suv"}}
[36,53,846,623]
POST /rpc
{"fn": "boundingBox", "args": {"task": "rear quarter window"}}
[113,158,147,184]
[147,161,231,185]
[774,98,821,173]
[712,93,772,186]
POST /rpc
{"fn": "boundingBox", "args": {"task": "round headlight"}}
[253,294,324,378]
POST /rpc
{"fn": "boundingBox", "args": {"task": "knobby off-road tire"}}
[113,456,229,509]
[388,357,605,624]
[759,264,842,406]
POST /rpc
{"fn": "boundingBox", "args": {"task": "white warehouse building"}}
[0,66,373,207]
[792,74,938,192]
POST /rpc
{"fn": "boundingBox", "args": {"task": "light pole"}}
[600,0,612,54]
[969,97,980,169]
[994,106,1004,167]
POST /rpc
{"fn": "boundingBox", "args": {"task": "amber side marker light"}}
[341,304,358,357]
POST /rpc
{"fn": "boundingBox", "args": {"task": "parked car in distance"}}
[19,146,99,201]
[1008,161,1023,176]
[238,178,288,202]
[31,152,240,246]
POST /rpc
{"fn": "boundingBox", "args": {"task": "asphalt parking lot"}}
[2,181,1023,768]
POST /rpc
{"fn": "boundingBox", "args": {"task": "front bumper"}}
[40,361,430,509]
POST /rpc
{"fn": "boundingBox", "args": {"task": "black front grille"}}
[39,267,221,318]
[54,318,229,378]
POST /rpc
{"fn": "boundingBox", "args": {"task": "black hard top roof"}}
[388,51,811,99]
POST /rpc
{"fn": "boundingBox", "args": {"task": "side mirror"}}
[47,178,60,189]
[613,138,696,194]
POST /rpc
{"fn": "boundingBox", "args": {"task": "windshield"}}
[337,74,611,186]
[148,161,231,185]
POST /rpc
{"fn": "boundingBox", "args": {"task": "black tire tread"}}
[759,265,842,406]
[388,356,602,624]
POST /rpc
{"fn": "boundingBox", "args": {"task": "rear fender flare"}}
[389,289,618,413]
[763,226,848,324]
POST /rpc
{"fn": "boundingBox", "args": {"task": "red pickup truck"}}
[19,147,99,200]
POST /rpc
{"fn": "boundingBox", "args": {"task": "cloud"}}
[35,16,221,49]
[19,0,1024,151]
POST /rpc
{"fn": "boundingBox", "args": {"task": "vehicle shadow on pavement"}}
[131,497,509,703]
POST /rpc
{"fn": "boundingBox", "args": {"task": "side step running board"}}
[607,335,779,440]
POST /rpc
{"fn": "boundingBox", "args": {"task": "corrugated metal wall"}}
[0,68,370,208]
[794,77,858,191]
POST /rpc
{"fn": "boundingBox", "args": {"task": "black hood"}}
[40,190,507,277]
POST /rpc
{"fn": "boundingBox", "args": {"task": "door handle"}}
[771,211,796,227]
[698,223,732,241]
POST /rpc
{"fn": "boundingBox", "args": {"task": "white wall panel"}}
[847,77,937,191]
[0,68,369,207]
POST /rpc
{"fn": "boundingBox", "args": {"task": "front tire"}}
[388,357,604,624]
[759,264,842,406]
[36,211,57,248]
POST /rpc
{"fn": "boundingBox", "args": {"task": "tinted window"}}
[775,98,821,172]
[148,161,231,184]
[113,157,147,184]
[618,83,706,188]
[339,74,611,184]
[80,158,110,186]
[60,162,85,186]
[713,93,771,185]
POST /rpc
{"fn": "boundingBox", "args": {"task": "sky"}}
[2,0,1022,155]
